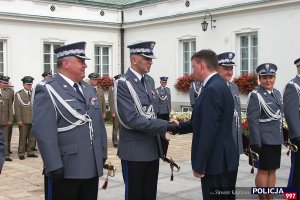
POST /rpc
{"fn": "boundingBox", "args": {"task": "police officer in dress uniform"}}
[32,41,107,200]
[284,57,300,195]
[189,80,202,108]
[115,41,175,200]
[0,76,13,161]
[88,73,106,119]
[247,63,283,200]
[217,52,244,194]
[156,77,171,121]
[15,76,38,160]
[108,74,121,148]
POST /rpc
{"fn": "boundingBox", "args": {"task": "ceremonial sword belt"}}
[44,84,94,146]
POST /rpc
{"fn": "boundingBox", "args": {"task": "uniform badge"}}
[63,85,67,88]
[90,96,97,105]
[265,64,270,72]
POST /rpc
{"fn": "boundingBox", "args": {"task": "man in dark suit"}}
[169,49,238,199]
[32,42,107,200]
[115,41,174,200]
[284,57,300,193]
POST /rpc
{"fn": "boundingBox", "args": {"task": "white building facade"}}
[1,0,299,110]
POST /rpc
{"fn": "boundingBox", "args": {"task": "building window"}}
[239,33,258,74]
[182,40,196,75]
[43,42,63,74]
[0,40,6,76]
[95,45,111,76]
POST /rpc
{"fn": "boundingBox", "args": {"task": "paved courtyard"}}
[0,126,292,199]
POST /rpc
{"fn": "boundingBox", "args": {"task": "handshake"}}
[166,120,182,135]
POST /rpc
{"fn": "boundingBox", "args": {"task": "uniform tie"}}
[141,76,145,88]
[270,92,276,99]
[73,83,85,100]
[28,91,31,98]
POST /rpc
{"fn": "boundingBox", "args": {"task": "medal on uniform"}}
[90,96,97,105]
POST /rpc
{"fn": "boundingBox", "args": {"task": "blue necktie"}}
[141,76,145,88]
[73,83,85,100]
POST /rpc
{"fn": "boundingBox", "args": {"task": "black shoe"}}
[27,154,38,158]
[5,157,12,161]
[19,156,25,160]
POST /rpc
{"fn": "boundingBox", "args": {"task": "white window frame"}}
[181,39,196,76]
[0,40,7,76]
[43,42,64,74]
[237,32,258,75]
[94,45,112,77]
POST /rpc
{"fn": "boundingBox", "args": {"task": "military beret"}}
[218,52,236,67]
[256,63,277,76]
[294,58,300,67]
[54,41,90,60]
[42,71,52,77]
[127,41,156,59]
[21,76,34,84]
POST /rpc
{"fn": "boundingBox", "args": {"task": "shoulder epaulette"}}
[37,81,46,86]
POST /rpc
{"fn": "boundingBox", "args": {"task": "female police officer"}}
[247,63,283,200]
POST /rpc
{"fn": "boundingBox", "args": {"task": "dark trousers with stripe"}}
[47,176,99,200]
[121,159,159,200]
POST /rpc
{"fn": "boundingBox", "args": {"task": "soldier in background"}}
[42,71,53,81]
[88,73,106,119]
[1,76,14,154]
[189,80,202,108]
[156,77,171,121]
[15,76,38,160]
[284,57,300,194]
[217,52,243,198]
[108,74,121,148]
[0,76,13,161]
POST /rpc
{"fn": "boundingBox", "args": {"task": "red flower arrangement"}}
[97,76,113,91]
[174,74,196,93]
[233,74,258,95]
